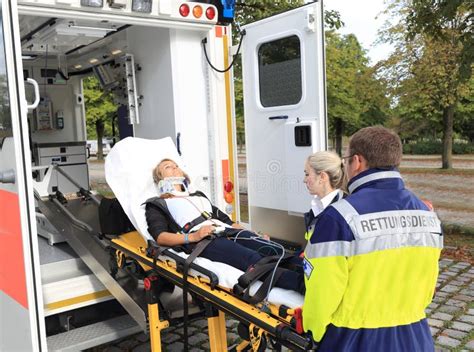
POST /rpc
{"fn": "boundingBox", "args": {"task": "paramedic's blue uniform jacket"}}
[302,169,443,351]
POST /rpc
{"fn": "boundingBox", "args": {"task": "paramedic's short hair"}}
[152,159,190,184]
[306,151,344,189]
[348,126,402,168]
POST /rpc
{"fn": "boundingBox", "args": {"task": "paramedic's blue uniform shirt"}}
[303,168,442,351]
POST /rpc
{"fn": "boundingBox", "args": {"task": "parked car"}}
[86,138,112,157]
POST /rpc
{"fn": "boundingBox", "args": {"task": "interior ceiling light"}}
[74,64,83,69]
[22,55,37,60]
[89,58,99,64]
[80,0,103,7]
[68,24,117,32]
[132,0,152,13]
[111,49,122,55]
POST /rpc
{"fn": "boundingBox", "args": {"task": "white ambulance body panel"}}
[242,2,326,244]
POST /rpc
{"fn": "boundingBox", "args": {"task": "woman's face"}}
[158,160,184,179]
[304,162,332,198]
[304,162,321,196]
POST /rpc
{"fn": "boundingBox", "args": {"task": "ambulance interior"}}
[20,13,215,344]
[17,9,310,350]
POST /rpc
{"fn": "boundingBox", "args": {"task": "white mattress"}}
[105,137,303,308]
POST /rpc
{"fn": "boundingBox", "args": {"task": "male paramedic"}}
[302,126,442,351]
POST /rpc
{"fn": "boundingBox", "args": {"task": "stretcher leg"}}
[145,275,170,352]
[148,302,169,352]
[235,340,251,351]
[207,307,228,351]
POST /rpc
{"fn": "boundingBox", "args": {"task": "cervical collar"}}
[157,177,189,196]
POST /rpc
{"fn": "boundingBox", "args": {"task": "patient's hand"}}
[191,225,214,242]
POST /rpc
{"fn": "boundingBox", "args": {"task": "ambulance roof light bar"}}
[18,1,218,30]
[205,0,235,24]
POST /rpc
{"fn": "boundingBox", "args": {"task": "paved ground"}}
[85,258,474,352]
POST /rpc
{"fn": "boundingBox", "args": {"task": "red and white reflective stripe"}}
[0,190,28,308]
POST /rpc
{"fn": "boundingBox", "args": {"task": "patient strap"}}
[144,191,215,235]
[234,253,295,304]
[182,211,212,233]
[182,237,214,351]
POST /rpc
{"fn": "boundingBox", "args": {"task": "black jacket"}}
[145,191,233,240]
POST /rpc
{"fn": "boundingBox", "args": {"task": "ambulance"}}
[0,0,326,349]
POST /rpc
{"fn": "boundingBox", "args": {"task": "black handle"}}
[176,132,182,156]
[268,115,288,120]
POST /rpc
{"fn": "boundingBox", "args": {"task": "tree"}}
[83,76,116,160]
[380,0,472,168]
[326,32,389,154]
[406,0,473,80]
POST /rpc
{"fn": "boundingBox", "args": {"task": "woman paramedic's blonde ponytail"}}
[306,151,344,189]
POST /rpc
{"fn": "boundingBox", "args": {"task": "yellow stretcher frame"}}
[110,231,311,351]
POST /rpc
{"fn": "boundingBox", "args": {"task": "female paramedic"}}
[144,159,305,294]
[303,150,345,241]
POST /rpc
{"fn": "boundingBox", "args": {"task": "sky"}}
[323,0,394,64]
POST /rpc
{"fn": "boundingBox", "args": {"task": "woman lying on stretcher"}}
[144,159,305,294]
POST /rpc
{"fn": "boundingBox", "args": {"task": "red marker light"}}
[144,276,158,291]
[224,181,234,193]
[205,6,216,20]
[144,277,152,291]
[179,3,190,17]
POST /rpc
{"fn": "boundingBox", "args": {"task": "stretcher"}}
[34,137,314,351]
[108,230,311,351]
[36,186,312,351]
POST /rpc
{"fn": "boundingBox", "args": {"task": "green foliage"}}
[83,76,116,139]
[379,0,473,163]
[403,140,474,155]
[326,31,390,152]
[406,0,473,80]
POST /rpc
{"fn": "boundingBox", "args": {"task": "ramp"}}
[35,193,148,331]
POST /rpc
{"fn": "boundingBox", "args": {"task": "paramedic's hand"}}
[191,225,214,242]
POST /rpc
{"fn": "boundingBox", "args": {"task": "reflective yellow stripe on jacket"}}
[303,245,441,342]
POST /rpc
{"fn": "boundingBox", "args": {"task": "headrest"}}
[105,137,185,241]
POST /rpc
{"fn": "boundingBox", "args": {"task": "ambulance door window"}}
[258,35,302,108]
[0,24,12,138]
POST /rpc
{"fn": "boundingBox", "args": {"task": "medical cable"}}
[228,236,286,303]
[177,196,287,301]
[180,196,229,231]
[230,231,279,255]
[202,28,246,73]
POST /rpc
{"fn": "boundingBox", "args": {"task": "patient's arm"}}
[156,226,214,246]
[231,223,245,230]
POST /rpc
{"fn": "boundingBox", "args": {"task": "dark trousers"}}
[196,229,303,293]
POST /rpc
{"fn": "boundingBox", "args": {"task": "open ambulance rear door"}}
[242,1,327,245]
[0,0,46,350]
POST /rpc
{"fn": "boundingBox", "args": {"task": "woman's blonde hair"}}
[152,158,191,185]
[306,151,344,189]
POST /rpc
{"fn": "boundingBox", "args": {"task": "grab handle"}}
[268,115,288,120]
[25,78,40,110]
